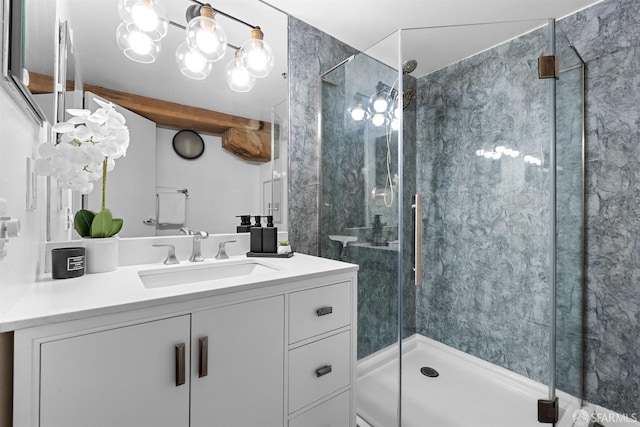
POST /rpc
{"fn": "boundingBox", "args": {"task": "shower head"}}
[402,59,418,74]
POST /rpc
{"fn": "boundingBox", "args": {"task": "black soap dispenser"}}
[250,215,263,253]
[236,215,252,233]
[262,215,278,253]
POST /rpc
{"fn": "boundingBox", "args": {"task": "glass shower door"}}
[399,19,569,427]
[319,31,405,427]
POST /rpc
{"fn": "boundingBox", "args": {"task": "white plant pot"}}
[277,245,291,255]
[82,237,119,273]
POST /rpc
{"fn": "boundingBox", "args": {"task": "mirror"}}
[16,0,288,239]
[2,0,54,123]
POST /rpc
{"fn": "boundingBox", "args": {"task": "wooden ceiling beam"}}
[84,84,265,135]
[27,72,269,137]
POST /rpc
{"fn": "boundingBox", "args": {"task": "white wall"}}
[156,127,263,234]
[0,85,48,316]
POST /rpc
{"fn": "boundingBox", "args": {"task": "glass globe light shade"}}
[390,118,400,131]
[225,51,255,92]
[116,22,160,63]
[186,6,227,63]
[239,28,274,78]
[175,43,212,80]
[118,0,168,41]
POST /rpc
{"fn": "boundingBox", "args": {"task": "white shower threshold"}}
[356,334,639,427]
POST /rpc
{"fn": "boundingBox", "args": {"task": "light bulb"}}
[350,103,366,121]
[116,22,160,63]
[118,0,168,41]
[240,28,274,78]
[226,51,255,92]
[129,30,153,54]
[372,96,388,113]
[371,113,386,127]
[176,43,212,80]
[390,118,400,131]
[131,3,158,32]
[186,6,227,62]
[394,104,402,119]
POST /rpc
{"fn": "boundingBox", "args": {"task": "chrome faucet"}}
[215,240,237,260]
[181,228,209,262]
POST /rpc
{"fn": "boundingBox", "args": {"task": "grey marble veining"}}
[288,17,357,256]
[415,27,554,385]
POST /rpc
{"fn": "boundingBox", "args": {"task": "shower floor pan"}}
[356,334,581,427]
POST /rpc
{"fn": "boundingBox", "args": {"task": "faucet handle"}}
[215,240,237,260]
[153,244,180,265]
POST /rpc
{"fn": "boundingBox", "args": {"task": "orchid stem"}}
[101,158,108,211]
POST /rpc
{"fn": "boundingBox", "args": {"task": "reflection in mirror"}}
[17,0,288,240]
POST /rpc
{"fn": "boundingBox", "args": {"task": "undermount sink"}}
[138,259,280,289]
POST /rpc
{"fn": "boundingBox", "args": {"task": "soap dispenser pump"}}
[236,215,252,233]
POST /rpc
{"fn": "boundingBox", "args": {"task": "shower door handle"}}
[412,193,423,286]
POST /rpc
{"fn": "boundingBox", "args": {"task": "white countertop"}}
[0,253,358,333]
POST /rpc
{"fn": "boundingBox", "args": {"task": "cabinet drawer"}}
[289,281,351,343]
[289,390,351,427]
[289,331,351,413]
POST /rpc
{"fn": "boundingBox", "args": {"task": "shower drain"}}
[420,366,439,378]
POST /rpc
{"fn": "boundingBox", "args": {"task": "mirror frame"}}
[2,0,50,124]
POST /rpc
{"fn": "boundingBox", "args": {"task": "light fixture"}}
[116,1,275,92]
[186,4,227,63]
[176,42,212,80]
[116,22,161,63]
[240,27,275,78]
[118,0,169,41]
[226,49,255,92]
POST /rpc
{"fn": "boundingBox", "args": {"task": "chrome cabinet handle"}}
[412,193,423,286]
[316,306,333,317]
[175,343,185,386]
[315,365,333,378]
[199,337,208,378]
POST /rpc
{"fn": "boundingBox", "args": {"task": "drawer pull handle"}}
[175,343,186,386]
[199,337,208,378]
[316,364,333,378]
[316,306,333,317]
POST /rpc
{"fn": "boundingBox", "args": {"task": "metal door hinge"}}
[538,398,559,423]
[539,55,559,79]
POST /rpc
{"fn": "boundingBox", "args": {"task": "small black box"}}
[52,247,85,279]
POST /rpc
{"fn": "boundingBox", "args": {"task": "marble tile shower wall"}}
[288,18,357,256]
[289,0,640,414]
[415,28,552,386]
[559,0,640,414]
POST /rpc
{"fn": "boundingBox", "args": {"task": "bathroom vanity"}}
[1,254,357,427]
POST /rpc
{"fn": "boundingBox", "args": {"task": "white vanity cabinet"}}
[39,315,191,427]
[12,268,357,427]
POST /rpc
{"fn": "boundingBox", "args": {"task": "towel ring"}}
[173,130,205,160]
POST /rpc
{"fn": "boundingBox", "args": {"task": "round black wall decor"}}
[172,130,205,160]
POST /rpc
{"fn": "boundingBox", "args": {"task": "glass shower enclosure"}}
[319,18,585,427]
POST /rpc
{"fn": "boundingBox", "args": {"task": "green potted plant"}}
[277,239,291,255]
[36,98,130,272]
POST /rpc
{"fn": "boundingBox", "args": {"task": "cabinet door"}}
[191,296,285,427]
[40,315,190,427]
